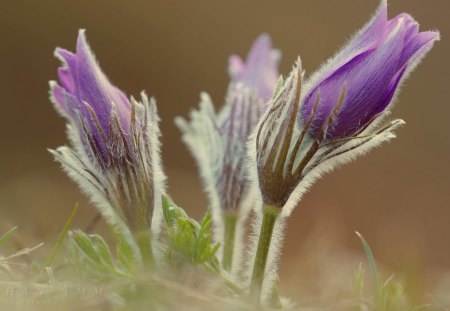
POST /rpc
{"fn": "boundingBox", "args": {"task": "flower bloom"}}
[176,35,280,272]
[253,0,439,213]
[49,30,165,235]
[176,34,280,215]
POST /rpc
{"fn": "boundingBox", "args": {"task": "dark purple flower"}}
[252,1,439,213]
[301,0,440,140]
[49,30,165,235]
[247,4,439,303]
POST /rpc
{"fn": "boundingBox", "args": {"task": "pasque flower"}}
[176,34,280,271]
[249,0,439,304]
[49,30,165,242]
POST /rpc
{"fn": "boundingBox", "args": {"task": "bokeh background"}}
[0,0,449,302]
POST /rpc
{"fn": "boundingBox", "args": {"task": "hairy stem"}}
[222,211,238,272]
[134,230,154,268]
[249,204,281,303]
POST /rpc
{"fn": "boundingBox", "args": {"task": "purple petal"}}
[302,48,376,128]
[74,30,131,130]
[228,34,280,101]
[400,30,440,68]
[346,0,388,51]
[300,0,439,141]
[51,30,138,165]
[57,67,75,93]
[331,65,407,139]
[55,48,77,73]
[306,18,406,139]
[395,13,419,44]
[331,22,406,137]
[50,81,85,119]
[228,55,245,78]
[51,82,69,114]
[317,0,388,79]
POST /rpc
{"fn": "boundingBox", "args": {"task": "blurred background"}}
[0,0,449,303]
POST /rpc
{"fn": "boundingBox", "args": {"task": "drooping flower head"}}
[253,0,439,214]
[176,34,280,215]
[49,30,165,235]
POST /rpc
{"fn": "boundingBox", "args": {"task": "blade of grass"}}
[356,231,380,304]
[45,203,79,267]
[0,226,18,248]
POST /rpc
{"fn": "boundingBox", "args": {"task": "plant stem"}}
[249,204,281,303]
[134,230,154,268]
[222,211,238,271]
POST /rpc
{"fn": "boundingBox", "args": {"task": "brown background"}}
[0,0,449,293]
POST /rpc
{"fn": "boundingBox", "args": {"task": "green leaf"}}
[356,231,379,294]
[72,230,102,264]
[117,237,137,274]
[91,234,115,267]
[45,203,78,267]
[354,263,365,299]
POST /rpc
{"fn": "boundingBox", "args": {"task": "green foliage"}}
[161,195,220,272]
[2,207,449,310]
[116,236,138,274]
[355,232,434,311]
[45,203,79,267]
[354,263,365,300]
[69,230,136,280]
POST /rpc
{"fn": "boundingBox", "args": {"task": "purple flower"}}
[301,0,440,140]
[229,34,281,102]
[51,30,133,161]
[176,34,280,271]
[247,3,439,303]
[176,34,280,214]
[49,30,165,235]
[252,1,439,212]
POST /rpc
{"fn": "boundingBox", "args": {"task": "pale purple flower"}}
[49,30,165,235]
[176,35,280,272]
[52,31,132,161]
[228,34,281,102]
[176,34,280,214]
[252,0,439,213]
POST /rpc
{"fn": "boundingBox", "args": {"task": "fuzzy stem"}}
[249,204,281,303]
[134,230,154,268]
[222,211,238,271]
